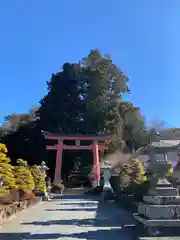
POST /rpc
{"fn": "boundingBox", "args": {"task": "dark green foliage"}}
[51,183,64,193]
[14,159,35,193]
[79,49,129,134]
[119,159,147,186]
[117,183,150,211]
[31,165,46,192]
[38,63,83,133]
[0,144,17,195]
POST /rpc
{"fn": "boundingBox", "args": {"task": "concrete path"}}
[0,194,137,240]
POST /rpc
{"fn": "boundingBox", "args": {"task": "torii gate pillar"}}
[54,139,63,184]
[92,140,100,186]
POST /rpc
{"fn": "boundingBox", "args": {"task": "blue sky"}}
[0,1,179,127]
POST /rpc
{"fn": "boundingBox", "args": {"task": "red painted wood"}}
[54,139,63,183]
[46,144,107,151]
[92,140,100,184]
[62,145,93,150]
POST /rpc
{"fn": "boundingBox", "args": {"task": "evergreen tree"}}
[0,143,16,195]
[119,102,146,151]
[38,63,82,133]
[80,49,129,134]
[79,50,146,150]
[31,165,46,192]
[14,159,35,193]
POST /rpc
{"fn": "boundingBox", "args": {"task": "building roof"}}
[142,140,180,154]
[151,140,180,148]
[159,128,180,140]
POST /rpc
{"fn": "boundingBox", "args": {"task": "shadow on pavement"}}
[20,195,137,239]
[52,194,94,200]
[1,229,180,240]
[3,194,180,239]
[0,229,134,240]
[55,201,98,206]
[94,198,137,239]
[44,207,97,212]
[21,218,112,227]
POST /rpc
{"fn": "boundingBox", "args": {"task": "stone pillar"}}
[54,139,63,184]
[101,165,113,200]
[103,167,111,188]
[93,140,100,186]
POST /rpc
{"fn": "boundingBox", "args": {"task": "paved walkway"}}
[0,194,137,240]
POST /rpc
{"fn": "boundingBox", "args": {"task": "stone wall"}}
[0,199,38,226]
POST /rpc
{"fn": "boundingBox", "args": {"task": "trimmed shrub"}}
[51,183,64,193]
[114,159,151,208]
[31,165,46,192]
[0,144,16,196]
[14,159,35,195]
[120,158,146,185]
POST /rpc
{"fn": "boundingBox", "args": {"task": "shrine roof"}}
[141,140,180,154]
[151,140,180,148]
[41,130,111,139]
[159,128,180,140]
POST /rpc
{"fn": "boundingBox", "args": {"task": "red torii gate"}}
[42,131,109,185]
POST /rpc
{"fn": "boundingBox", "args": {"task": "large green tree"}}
[38,63,83,133]
[79,49,129,134]
[118,101,146,151]
[78,50,147,151]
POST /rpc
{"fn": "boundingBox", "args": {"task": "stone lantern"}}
[100,161,111,188]
[134,131,180,236]
[39,161,50,201]
[100,161,113,199]
[39,161,49,179]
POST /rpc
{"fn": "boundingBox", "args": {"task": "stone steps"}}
[134,213,180,227]
[140,237,180,240]
[63,188,89,195]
